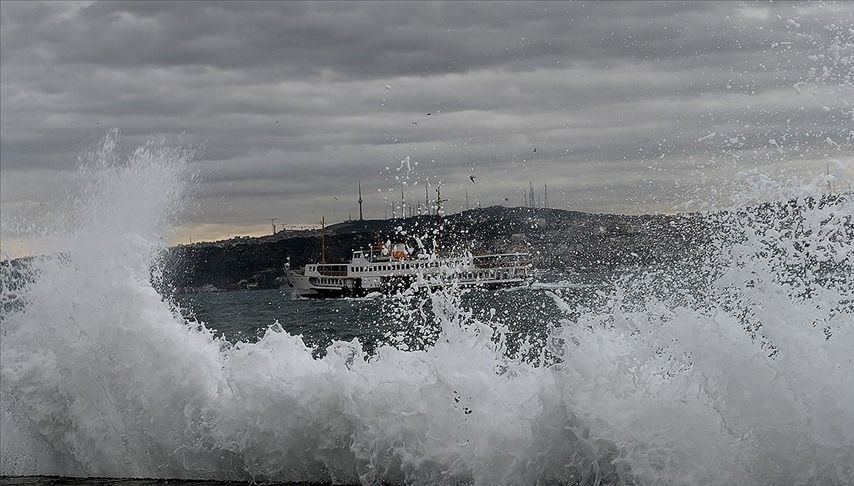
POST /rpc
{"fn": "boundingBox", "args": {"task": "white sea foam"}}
[1,133,852,485]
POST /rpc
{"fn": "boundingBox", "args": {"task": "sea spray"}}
[540,189,853,484]
[2,133,853,485]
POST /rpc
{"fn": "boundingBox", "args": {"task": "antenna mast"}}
[436,185,448,214]
[529,181,535,208]
[544,182,549,209]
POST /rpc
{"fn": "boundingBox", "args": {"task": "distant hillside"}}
[159,206,705,292]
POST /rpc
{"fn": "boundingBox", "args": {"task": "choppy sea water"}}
[1,134,852,485]
[173,277,604,354]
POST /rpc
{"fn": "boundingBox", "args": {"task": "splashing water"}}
[1,134,853,485]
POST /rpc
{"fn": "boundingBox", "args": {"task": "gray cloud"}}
[1,1,852,246]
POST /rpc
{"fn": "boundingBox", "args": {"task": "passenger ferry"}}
[285,242,532,298]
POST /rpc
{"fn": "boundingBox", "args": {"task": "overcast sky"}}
[1,1,852,247]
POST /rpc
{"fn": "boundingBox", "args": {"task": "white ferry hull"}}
[286,250,532,299]
[286,270,531,298]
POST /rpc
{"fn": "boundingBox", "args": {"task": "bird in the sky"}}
[274,120,279,124]
[469,175,476,183]
[533,147,536,153]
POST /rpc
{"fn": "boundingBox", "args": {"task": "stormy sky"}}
[1,1,852,247]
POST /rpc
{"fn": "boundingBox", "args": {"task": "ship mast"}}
[320,216,327,263]
[358,181,364,221]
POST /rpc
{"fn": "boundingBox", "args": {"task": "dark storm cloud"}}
[1,1,852,240]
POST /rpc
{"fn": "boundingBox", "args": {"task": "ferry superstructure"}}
[286,243,532,298]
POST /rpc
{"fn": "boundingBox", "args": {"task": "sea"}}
[172,277,606,358]
[1,135,852,485]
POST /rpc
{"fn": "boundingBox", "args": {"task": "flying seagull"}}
[469,175,476,183]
